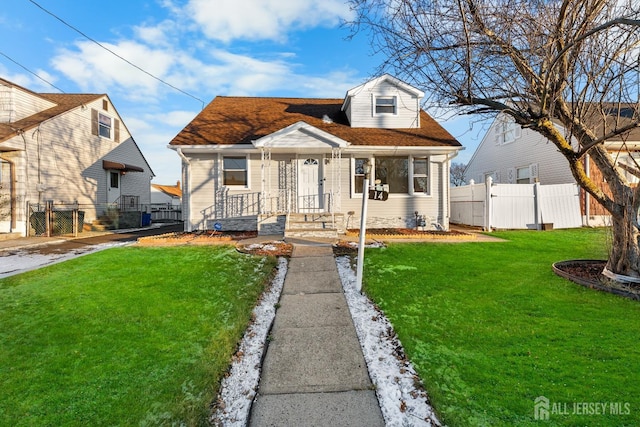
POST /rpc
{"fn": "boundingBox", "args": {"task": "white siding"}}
[465,116,575,185]
[2,95,152,233]
[339,154,446,229]
[346,80,421,129]
[0,83,56,122]
[187,154,218,230]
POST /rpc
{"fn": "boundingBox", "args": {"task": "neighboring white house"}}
[169,74,463,236]
[0,77,154,236]
[151,181,182,208]
[464,112,640,223]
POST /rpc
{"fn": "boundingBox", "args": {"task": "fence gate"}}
[27,201,84,237]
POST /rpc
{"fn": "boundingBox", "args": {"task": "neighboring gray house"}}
[169,74,463,236]
[465,112,640,223]
[0,77,154,236]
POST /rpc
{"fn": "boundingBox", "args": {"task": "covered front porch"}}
[206,122,349,236]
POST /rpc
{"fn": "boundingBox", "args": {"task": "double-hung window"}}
[375,96,397,115]
[516,166,530,184]
[99,113,112,139]
[353,158,367,193]
[223,156,248,187]
[412,157,429,194]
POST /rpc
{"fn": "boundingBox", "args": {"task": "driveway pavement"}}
[0,223,183,278]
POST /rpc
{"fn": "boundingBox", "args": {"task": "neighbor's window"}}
[223,156,248,186]
[375,96,397,114]
[375,157,409,193]
[353,158,368,193]
[412,157,429,193]
[99,113,112,139]
[516,166,530,184]
[496,116,521,145]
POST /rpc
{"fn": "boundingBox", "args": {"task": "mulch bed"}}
[137,230,258,246]
[553,259,640,300]
[345,228,475,240]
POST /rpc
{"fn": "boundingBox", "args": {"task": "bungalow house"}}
[0,77,154,236]
[464,112,640,225]
[169,74,463,236]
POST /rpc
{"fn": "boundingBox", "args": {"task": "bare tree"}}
[348,0,640,281]
[450,162,467,186]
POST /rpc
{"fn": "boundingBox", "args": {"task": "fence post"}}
[73,202,79,237]
[484,176,493,232]
[45,200,53,237]
[534,181,541,230]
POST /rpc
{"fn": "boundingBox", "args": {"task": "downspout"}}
[439,151,459,230]
[176,148,191,232]
[0,155,17,232]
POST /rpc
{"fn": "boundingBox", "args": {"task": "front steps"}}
[285,213,344,239]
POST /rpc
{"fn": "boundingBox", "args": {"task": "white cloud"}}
[51,40,175,97]
[185,0,354,42]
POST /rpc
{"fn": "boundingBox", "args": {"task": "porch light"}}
[356,159,371,292]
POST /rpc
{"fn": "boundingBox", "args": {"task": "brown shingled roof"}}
[170,96,461,148]
[152,182,182,198]
[0,78,103,143]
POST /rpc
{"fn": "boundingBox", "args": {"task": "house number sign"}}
[368,189,389,201]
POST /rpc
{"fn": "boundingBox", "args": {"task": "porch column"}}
[331,147,342,213]
[260,148,272,214]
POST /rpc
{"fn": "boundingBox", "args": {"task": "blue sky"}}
[0,0,487,185]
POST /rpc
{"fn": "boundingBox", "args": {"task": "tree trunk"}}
[607,193,640,280]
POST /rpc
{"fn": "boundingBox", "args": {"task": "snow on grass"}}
[210,257,287,427]
[336,256,441,427]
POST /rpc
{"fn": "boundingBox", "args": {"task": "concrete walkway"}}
[249,242,384,427]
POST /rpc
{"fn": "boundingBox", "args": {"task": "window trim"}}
[98,112,112,139]
[516,166,530,184]
[351,157,368,197]
[495,116,521,145]
[221,155,250,189]
[410,156,431,196]
[374,95,397,115]
[350,155,431,198]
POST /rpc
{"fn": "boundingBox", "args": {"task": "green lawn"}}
[0,245,276,426]
[362,228,640,426]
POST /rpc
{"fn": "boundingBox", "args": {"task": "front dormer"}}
[341,74,424,129]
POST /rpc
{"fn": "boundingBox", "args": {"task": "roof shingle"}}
[170,96,461,148]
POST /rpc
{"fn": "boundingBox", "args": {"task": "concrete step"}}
[285,228,339,239]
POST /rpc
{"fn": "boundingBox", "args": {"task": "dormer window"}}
[375,96,397,115]
[98,113,112,138]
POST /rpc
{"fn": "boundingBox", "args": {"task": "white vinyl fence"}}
[450,177,583,230]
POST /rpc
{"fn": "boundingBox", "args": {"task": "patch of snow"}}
[336,256,441,426]
[211,257,287,426]
[0,242,128,279]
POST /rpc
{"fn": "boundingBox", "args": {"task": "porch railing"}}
[213,189,334,218]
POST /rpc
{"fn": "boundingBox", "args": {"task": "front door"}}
[107,170,120,204]
[298,158,322,212]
